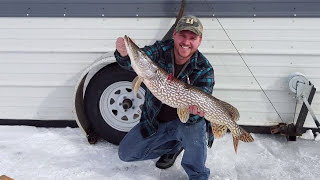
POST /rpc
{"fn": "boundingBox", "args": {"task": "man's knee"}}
[118,150,129,162]
[118,142,134,162]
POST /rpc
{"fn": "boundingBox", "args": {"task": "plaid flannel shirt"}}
[114,39,215,147]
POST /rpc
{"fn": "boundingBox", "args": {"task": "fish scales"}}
[149,68,237,135]
[123,35,254,153]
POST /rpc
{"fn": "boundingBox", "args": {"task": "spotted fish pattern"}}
[124,35,254,153]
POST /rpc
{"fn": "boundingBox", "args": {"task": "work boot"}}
[156,148,184,169]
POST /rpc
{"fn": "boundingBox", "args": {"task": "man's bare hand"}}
[189,105,205,117]
[116,37,128,57]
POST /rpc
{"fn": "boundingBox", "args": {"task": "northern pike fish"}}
[123,35,254,153]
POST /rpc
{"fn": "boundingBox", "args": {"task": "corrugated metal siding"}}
[0,17,319,128]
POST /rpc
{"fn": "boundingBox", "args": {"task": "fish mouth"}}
[124,35,140,51]
[123,35,130,50]
[124,35,130,44]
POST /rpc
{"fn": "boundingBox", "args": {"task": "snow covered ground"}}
[1,126,320,180]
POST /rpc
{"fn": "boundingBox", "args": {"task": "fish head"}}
[123,35,158,79]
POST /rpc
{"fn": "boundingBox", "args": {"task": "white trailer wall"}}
[0,17,319,128]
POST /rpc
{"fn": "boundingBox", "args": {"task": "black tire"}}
[84,63,145,145]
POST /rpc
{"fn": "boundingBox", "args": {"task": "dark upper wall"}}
[1,0,320,17]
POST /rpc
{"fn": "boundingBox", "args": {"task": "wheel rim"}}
[99,81,145,132]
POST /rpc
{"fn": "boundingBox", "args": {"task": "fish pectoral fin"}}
[177,107,190,123]
[132,76,143,97]
[239,131,254,143]
[211,123,228,139]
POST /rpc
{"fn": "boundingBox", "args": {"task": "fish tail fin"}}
[232,127,254,153]
[232,135,239,154]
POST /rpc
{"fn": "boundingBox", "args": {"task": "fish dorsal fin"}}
[132,76,143,97]
[177,107,189,123]
[218,100,240,121]
[211,123,228,139]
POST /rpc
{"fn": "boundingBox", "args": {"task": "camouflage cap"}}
[175,15,203,36]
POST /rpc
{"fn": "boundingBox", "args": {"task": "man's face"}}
[173,30,202,64]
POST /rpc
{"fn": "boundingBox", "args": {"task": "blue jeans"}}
[118,119,210,180]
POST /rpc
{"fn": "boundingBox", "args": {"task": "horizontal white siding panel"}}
[0,87,74,98]
[237,112,283,126]
[0,17,319,129]
[0,97,72,108]
[206,54,244,66]
[243,55,320,67]
[252,67,320,79]
[0,29,228,40]
[232,41,320,54]
[218,18,320,30]
[0,86,75,120]
[0,39,115,52]
[0,29,172,40]
[3,39,319,55]
[214,90,294,103]
[0,64,88,74]
[255,77,320,91]
[0,74,77,86]
[226,30,320,41]
[0,107,73,120]
[0,39,236,52]
[0,18,177,29]
[0,52,104,64]
[2,18,318,30]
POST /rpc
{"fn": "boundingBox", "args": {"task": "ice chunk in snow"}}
[300,129,314,140]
